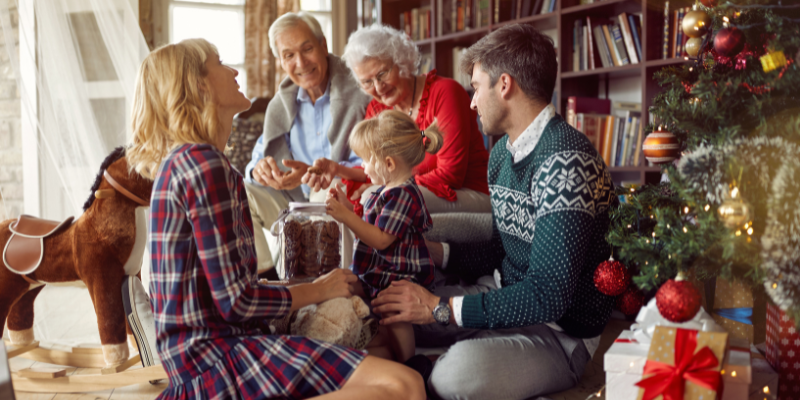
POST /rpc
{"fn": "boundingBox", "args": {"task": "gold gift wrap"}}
[637,327,728,400]
[710,278,766,344]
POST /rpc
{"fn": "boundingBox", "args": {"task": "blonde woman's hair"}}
[349,110,443,171]
[126,38,221,180]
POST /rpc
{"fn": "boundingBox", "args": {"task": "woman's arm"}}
[414,80,476,197]
[179,146,293,322]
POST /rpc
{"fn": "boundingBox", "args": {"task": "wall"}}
[0,4,21,222]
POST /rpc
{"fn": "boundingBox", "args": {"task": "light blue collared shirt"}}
[245,80,361,196]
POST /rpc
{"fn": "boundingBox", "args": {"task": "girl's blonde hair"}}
[349,110,443,172]
[126,39,221,180]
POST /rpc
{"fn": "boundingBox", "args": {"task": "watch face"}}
[434,305,451,324]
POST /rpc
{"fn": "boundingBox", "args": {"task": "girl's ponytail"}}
[421,120,444,155]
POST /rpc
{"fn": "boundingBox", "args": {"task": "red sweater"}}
[364,70,490,201]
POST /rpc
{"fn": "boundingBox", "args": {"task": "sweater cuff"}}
[461,293,489,329]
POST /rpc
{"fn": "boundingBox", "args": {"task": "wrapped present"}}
[751,351,779,399]
[634,326,727,400]
[605,299,758,400]
[766,303,800,399]
[703,277,767,344]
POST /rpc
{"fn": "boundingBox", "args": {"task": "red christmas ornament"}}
[617,286,645,316]
[594,258,631,296]
[699,0,717,6]
[655,279,702,322]
[714,27,745,58]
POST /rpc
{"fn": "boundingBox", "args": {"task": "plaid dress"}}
[150,143,365,400]
[352,177,435,298]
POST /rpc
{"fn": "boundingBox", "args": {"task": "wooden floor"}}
[11,318,631,400]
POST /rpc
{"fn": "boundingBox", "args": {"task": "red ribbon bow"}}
[635,328,721,400]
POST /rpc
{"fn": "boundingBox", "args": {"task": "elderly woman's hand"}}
[302,158,339,192]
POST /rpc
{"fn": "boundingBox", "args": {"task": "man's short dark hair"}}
[461,24,557,104]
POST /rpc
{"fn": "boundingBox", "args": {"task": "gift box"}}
[605,329,756,400]
[701,277,767,344]
[766,303,800,399]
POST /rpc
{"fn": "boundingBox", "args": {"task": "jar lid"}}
[289,202,327,214]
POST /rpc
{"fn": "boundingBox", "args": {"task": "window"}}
[300,0,333,53]
[169,0,247,95]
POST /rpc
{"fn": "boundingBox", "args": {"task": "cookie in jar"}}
[272,202,345,282]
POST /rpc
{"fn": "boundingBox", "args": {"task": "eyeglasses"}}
[359,64,394,90]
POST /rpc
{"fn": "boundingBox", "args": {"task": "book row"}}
[566,97,647,168]
[573,13,642,71]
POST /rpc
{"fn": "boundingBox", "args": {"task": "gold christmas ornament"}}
[682,10,712,38]
[718,195,752,229]
[760,50,787,72]
[685,37,704,57]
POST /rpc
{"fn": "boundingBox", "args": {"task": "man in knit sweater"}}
[371,24,617,399]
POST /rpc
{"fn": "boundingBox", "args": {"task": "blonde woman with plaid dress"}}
[125,38,424,400]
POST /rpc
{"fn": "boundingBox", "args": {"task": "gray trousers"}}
[415,272,592,400]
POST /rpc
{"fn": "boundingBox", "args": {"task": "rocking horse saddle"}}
[3,214,74,277]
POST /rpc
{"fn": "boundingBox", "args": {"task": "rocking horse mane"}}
[82,146,127,211]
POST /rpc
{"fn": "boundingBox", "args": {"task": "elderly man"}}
[244,12,370,273]
[371,24,617,400]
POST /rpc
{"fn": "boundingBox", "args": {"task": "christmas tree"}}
[606,0,800,323]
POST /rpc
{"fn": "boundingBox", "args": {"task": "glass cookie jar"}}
[271,202,345,282]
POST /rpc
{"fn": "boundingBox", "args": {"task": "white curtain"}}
[1,0,149,347]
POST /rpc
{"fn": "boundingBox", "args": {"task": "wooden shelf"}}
[561,63,641,79]
[363,0,680,185]
[645,57,691,67]
[609,166,662,172]
[561,0,637,15]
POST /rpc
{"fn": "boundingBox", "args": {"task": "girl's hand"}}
[325,196,350,222]
[313,268,357,301]
[327,184,353,212]
[302,158,338,192]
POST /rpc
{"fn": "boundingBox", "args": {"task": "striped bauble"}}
[642,129,680,164]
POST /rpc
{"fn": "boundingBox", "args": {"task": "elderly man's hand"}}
[302,158,338,192]
[252,156,308,191]
[371,280,440,325]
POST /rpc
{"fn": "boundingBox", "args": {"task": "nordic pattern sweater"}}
[451,115,617,338]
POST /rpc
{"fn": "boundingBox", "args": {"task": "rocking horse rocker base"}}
[1,148,167,393]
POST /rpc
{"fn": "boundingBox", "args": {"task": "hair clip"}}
[420,130,425,137]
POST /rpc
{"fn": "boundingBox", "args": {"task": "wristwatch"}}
[432,296,451,326]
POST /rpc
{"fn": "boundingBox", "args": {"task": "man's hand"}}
[302,158,338,192]
[371,280,440,325]
[252,156,308,191]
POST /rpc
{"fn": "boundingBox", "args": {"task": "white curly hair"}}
[268,12,326,58]
[342,24,420,82]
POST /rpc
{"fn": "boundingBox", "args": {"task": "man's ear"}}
[385,156,396,173]
[498,73,514,100]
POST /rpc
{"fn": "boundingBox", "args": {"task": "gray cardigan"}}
[245,54,371,200]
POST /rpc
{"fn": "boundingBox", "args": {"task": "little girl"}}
[325,110,442,362]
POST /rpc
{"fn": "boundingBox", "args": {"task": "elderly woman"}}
[126,38,424,400]
[305,25,491,214]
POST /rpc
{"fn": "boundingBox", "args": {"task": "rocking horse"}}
[1,147,168,392]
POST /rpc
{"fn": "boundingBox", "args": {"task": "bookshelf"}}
[358,0,692,186]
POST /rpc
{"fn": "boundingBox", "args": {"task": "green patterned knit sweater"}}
[451,115,617,338]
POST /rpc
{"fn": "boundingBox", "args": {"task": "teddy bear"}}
[291,296,372,348]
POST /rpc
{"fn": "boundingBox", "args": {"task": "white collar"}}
[506,104,556,163]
